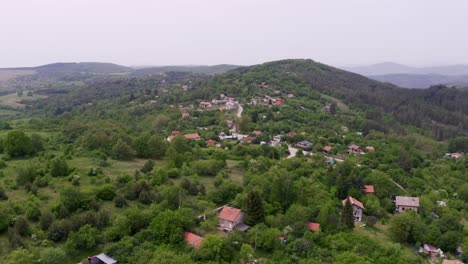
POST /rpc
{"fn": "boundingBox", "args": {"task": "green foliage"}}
[3,130,33,157]
[96,184,116,201]
[111,139,136,160]
[0,204,13,233]
[39,248,67,264]
[341,198,355,229]
[6,248,35,264]
[150,209,194,245]
[246,190,265,225]
[448,136,468,152]
[65,224,100,255]
[49,157,69,177]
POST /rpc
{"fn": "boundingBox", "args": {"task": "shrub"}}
[96,184,116,201]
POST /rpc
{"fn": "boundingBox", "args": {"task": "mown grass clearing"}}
[0,93,47,109]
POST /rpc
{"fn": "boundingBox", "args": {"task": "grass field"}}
[0,69,36,82]
[0,93,47,109]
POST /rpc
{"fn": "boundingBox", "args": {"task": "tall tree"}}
[3,130,33,157]
[341,198,355,230]
[246,190,265,225]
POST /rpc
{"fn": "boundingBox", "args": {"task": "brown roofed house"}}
[342,196,364,222]
[323,146,333,153]
[307,222,320,232]
[184,232,204,249]
[182,112,190,118]
[184,133,200,140]
[394,196,420,213]
[363,185,375,194]
[442,259,464,264]
[218,206,247,232]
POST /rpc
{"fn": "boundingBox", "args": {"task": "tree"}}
[388,211,418,243]
[198,234,230,262]
[31,133,45,153]
[239,243,255,264]
[6,248,35,264]
[150,209,194,245]
[65,224,100,255]
[97,184,116,201]
[3,130,33,157]
[0,186,8,200]
[141,160,155,173]
[111,139,135,160]
[246,190,265,225]
[39,248,67,264]
[341,198,355,229]
[50,158,69,177]
[13,216,30,237]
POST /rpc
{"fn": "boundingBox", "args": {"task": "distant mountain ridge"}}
[343,62,468,76]
[133,64,240,75]
[0,62,240,76]
[370,73,468,88]
[343,62,468,88]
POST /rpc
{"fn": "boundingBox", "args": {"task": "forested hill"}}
[134,64,240,75]
[193,59,468,140]
[10,62,133,74]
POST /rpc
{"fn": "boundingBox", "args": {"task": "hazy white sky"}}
[1,0,467,67]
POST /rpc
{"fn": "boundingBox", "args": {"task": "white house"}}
[342,196,364,222]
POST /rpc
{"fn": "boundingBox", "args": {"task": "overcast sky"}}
[1,0,467,68]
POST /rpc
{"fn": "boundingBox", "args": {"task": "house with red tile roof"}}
[363,185,375,194]
[273,98,285,105]
[242,136,256,143]
[365,146,375,152]
[288,131,297,137]
[307,222,320,232]
[184,133,200,140]
[218,206,246,232]
[342,196,364,222]
[199,101,212,108]
[172,130,181,135]
[166,135,175,142]
[323,146,333,153]
[184,232,204,249]
[206,139,217,147]
[252,130,263,136]
[348,144,364,155]
[182,112,190,118]
[341,126,349,132]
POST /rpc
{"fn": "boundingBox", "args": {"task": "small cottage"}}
[394,196,420,213]
[297,140,313,149]
[218,206,248,232]
[348,144,364,155]
[184,133,201,140]
[184,232,204,249]
[342,196,364,222]
[363,185,375,194]
[88,253,117,264]
[307,222,320,232]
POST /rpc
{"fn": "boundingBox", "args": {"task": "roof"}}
[252,130,262,136]
[323,146,333,152]
[218,206,242,222]
[363,185,375,194]
[288,132,297,137]
[95,253,117,264]
[184,133,200,139]
[342,196,364,209]
[234,223,250,231]
[182,112,190,117]
[442,260,463,264]
[167,135,175,142]
[395,196,420,207]
[307,222,320,232]
[172,130,181,135]
[184,232,204,249]
[348,144,360,149]
[366,146,375,152]
[297,140,313,146]
[423,244,439,253]
[242,136,256,142]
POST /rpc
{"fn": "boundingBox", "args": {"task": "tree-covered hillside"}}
[0,59,466,264]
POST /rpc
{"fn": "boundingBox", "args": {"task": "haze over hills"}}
[342,62,468,88]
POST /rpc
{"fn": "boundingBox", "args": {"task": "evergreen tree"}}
[341,198,355,230]
[246,190,265,225]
